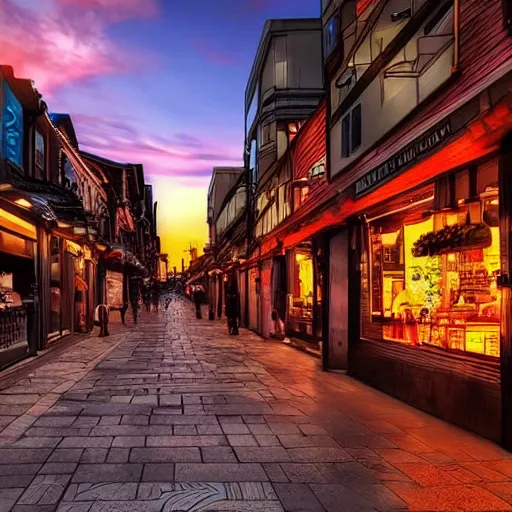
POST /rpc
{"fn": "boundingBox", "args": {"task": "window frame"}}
[341,103,362,158]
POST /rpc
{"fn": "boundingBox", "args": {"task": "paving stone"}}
[80,449,108,464]
[227,434,258,447]
[201,447,238,463]
[0,475,34,488]
[197,424,223,435]
[146,435,227,447]
[111,436,145,448]
[48,450,84,464]
[72,464,143,483]
[0,449,52,464]
[235,447,290,463]
[120,415,148,426]
[278,435,340,448]
[263,463,289,483]
[63,482,138,502]
[255,434,282,447]
[18,474,71,505]
[107,448,129,463]
[173,424,197,435]
[387,482,511,511]
[12,437,62,449]
[141,464,175,482]
[221,423,250,435]
[0,465,41,476]
[287,447,352,463]
[39,463,78,474]
[175,463,268,482]
[0,489,24,512]
[130,447,202,463]
[280,463,328,484]
[273,482,324,511]
[59,437,113,449]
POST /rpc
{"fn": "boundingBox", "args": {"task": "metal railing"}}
[0,306,27,350]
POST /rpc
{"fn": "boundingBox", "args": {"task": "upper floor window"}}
[504,0,512,31]
[274,37,287,89]
[321,0,331,13]
[342,103,362,158]
[34,130,45,180]
[324,15,338,58]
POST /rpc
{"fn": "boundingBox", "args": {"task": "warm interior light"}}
[57,221,71,228]
[491,199,499,205]
[14,198,32,208]
[0,207,36,239]
[95,243,108,252]
[0,184,13,192]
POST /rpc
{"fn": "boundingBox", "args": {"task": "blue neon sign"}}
[3,83,23,167]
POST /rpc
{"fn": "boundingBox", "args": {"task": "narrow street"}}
[0,302,511,512]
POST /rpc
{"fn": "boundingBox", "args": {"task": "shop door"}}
[61,251,75,334]
[261,260,272,338]
[238,270,247,327]
[328,230,349,369]
[249,268,258,331]
[272,256,287,323]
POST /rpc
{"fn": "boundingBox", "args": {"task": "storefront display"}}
[106,270,124,309]
[288,248,314,337]
[366,162,501,357]
[49,236,61,337]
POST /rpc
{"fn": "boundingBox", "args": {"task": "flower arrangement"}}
[412,223,491,257]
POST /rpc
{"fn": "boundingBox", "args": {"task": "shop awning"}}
[103,244,146,274]
[0,181,87,227]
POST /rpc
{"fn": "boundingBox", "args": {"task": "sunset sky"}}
[0,0,319,267]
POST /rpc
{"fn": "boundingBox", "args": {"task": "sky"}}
[0,0,319,268]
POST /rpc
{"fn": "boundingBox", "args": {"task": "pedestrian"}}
[225,277,240,335]
[142,281,151,313]
[129,277,141,324]
[152,280,160,312]
[193,285,204,319]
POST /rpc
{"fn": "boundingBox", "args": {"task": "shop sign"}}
[2,83,23,168]
[355,120,452,197]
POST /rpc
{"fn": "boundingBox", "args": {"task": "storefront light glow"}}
[14,198,31,208]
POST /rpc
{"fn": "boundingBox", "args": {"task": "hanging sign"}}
[355,119,453,197]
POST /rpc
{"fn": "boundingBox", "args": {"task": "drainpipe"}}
[452,0,461,73]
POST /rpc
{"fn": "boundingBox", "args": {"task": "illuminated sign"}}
[355,120,452,197]
[2,83,23,168]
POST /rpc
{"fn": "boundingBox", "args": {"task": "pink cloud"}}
[194,38,240,66]
[0,0,156,94]
[73,114,242,180]
[57,0,160,22]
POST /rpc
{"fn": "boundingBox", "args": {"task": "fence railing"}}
[0,306,27,350]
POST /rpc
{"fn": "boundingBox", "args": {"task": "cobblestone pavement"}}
[0,301,512,511]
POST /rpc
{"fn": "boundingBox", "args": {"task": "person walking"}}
[128,276,141,324]
[225,277,240,335]
[193,285,204,319]
[151,280,160,312]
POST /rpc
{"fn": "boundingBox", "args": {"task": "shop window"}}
[342,104,362,157]
[504,0,512,31]
[289,250,314,337]
[35,130,45,180]
[366,183,501,357]
[324,15,339,58]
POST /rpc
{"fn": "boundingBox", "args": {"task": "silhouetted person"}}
[193,286,205,319]
[225,279,240,335]
[129,277,141,324]
[152,280,160,312]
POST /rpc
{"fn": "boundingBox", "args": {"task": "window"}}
[246,85,259,136]
[35,130,45,180]
[324,16,338,58]
[274,37,287,89]
[365,164,501,358]
[321,0,331,13]
[504,0,512,31]
[341,103,362,157]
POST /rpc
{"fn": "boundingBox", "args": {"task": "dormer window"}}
[324,15,339,58]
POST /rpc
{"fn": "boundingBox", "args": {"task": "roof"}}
[245,18,322,109]
[49,113,78,148]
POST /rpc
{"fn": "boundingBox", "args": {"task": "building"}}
[206,167,245,319]
[80,152,154,320]
[311,0,512,448]
[0,66,105,367]
[243,18,325,336]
